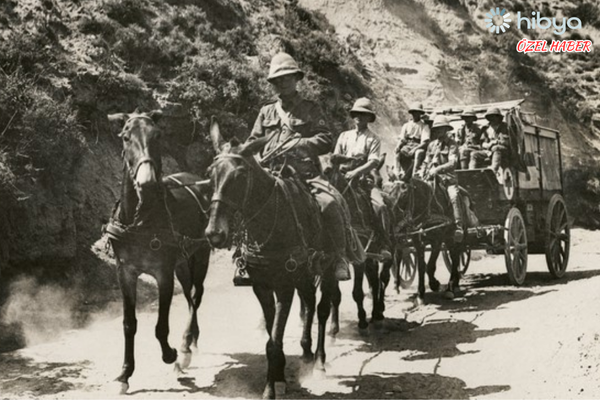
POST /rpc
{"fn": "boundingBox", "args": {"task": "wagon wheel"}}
[442,245,471,276]
[545,194,570,278]
[393,247,417,290]
[504,207,528,285]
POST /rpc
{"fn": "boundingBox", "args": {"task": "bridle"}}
[209,154,255,214]
[120,115,159,183]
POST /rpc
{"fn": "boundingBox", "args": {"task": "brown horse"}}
[205,120,336,399]
[325,161,393,330]
[386,178,463,302]
[106,111,211,394]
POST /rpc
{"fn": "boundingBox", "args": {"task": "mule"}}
[106,110,211,393]
[386,178,464,303]
[325,162,393,331]
[205,120,337,399]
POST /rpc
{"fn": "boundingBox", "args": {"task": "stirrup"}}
[453,226,464,243]
[233,260,252,287]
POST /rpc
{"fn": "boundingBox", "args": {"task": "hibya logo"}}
[485,8,511,34]
[486,6,583,35]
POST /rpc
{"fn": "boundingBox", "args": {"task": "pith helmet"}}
[408,102,425,114]
[485,107,503,120]
[267,52,304,82]
[350,97,376,122]
[431,115,452,129]
[460,110,478,120]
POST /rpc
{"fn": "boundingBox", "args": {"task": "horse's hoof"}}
[275,381,287,397]
[358,320,369,330]
[444,290,455,300]
[301,352,315,364]
[176,351,192,370]
[312,367,327,380]
[109,381,129,395]
[414,297,424,307]
[430,279,441,292]
[262,385,275,399]
[163,348,178,364]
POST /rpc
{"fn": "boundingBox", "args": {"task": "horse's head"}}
[109,110,163,191]
[204,118,268,248]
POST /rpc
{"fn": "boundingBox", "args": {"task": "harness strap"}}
[278,178,308,249]
[166,176,208,215]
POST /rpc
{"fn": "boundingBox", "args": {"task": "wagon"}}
[393,99,570,287]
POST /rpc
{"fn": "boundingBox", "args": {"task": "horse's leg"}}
[155,268,178,365]
[364,258,382,322]
[445,244,463,299]
[427,241,441,292]
[114,265,138,394]
[329,281,341,337]
[175,250,210,370]
[262,284,294,399]
[375,259,392,321]
[352,262,368,330]
[415,240,427,305]
[314,269,335,376]
[252,282,276,399]
[296,280,316,363]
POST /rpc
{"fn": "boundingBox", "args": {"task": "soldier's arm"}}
[497,124,510,147]
[347,138,380,177]
[416,125,431,150]
[436,144,459,174]
[296,104,333,155]
[247,107,266,143]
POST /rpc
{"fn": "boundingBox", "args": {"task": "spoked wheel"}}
[545,194,570,278]
[504,207,528,285]
[442,245,471,276]
[393,247,417,289]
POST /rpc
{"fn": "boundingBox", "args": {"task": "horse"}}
[105,110,212,394]
[386,177,464,303]
[325,157,394,331]
[204,120,337,399]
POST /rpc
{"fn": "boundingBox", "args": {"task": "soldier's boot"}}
[448,185,465,243]
[460,159,469,170]
[490,150,502,172]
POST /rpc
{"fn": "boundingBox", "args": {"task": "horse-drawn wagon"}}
[394,99,570,289]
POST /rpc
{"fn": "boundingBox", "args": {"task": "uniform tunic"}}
[334,128,381,173]
[420,137,459,185]
[249,96,332,176]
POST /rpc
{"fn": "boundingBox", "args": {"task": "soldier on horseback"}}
[331,97,392,260]
[247,52,364,281]
[418,115,466,242]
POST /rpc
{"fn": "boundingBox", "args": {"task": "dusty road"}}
[1,228,600,399]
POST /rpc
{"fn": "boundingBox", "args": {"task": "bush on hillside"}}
[565,2,600,30]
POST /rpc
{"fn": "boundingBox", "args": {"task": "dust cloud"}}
[1,276,80,347]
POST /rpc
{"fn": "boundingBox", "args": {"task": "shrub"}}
[565,2,600,30]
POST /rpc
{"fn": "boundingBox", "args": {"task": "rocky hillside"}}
[0,0,599,282]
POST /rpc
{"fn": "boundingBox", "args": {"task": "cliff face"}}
[0,0,599,279]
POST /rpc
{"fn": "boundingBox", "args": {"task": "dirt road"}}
[1,228,600,399]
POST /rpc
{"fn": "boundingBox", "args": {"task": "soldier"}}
[395,103,431,181]
[481,107,510,173]
[419,115,465,242]
[332,97,392,260]
[247,52,364,280]
[456,110,483,169]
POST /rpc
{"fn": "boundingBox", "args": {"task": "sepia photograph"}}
[0,0,598,398]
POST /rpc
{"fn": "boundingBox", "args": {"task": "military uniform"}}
[395,103,430,180]
[470,108,510,172]
[419,116,465,241]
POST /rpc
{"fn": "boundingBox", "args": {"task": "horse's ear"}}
[107,113,129,134]
[210,116,227,153]
[133,107,141,114]
[147,110,163,124]
[239,136,268,156]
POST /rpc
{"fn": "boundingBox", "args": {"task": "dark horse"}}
[386,177,463,302]
[326,160,393,330]
[106,111,211,393]
[205,121,336,399]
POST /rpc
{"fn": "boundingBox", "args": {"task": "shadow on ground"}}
[466,269,600,289]
[0,353,88,396]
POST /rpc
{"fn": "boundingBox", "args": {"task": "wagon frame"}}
[394,99,570,287]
